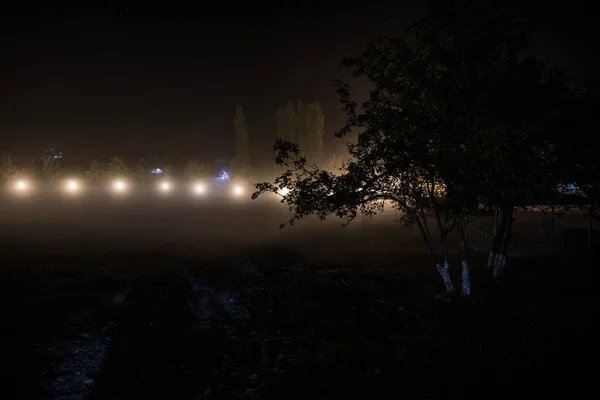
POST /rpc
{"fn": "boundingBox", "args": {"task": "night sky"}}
[1,1,597,163]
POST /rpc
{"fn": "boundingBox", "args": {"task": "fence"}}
[357,206,593,257]
[468,221,494,254]
[468,213,573,257]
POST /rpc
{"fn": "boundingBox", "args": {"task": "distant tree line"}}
[0,154,210,183]
[231,99,337,177]
[231,100,328,178]
[0,148,62,184]
[275,100,325,160]
[0,102,330,184]
[84,157,210,181]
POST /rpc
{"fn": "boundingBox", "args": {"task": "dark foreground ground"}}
[0,195,595,399]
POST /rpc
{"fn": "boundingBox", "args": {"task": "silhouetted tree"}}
[323,153,343,175]
[41,149,60,183]
[19,160,37,177]
[276,102,297,142]
[0,156,35,183]
[106,156,129,178]
[254,0,572,295]
[85,159,106,181]
[0,156,16,183]
[183,158,205,179]
[231,105,251,177]
[559,78,600,255]
[133,158,150,182]
[163,164,175,179]
[409,1,572,278]
[304,101,325,160]
[276,100,324,161]
[295,100,309,154]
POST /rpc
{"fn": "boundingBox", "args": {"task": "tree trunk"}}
[587,203,594,255]
[436,263,455,294]
[414,213,455,294]
[456,216,471,296]
[438,232,455,294]
[488,207,509,271]
[493,206,514,279]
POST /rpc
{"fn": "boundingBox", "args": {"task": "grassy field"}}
[0,196,595,399]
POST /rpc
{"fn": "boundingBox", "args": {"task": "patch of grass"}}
[1,250,594,398]
[233,255,594,398]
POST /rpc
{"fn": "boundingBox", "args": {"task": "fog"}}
[0,192,421,264]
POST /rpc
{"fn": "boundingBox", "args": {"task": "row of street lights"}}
[6,178,246,197]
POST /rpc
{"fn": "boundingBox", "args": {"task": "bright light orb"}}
[160,181,171,192]
[65,179,80,192]
[278,187,290,196]
[233,185,243,196]
[15,180,28,191]
[194,183,205,194]
[113,180,127,192]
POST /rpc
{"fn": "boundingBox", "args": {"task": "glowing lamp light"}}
[113,179,127,192]
[65,179,80,192]
[194,183,205,194]
[233,185,243,196]
[15,180,28,191]
[160,181,171,192]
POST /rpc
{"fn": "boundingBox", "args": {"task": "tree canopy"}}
[254,0,580,295]
[106,156,129,178]
[183,158,205,179]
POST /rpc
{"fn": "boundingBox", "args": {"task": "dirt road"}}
[3,259,269,400]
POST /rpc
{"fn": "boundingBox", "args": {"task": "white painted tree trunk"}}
[461,261,471,296]
[436,260,455,294]
[487,251,496,270]
[487,206,512,277]
[493,207,514,279]
[414,212,455,295]
[456,216,471,296]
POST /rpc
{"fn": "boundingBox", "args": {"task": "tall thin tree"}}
[232,105,251,177]
[295,100,310,154]
[275,102,297,142]
[305,101,325,160]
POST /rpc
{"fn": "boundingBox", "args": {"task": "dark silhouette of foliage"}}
[255,0,575,294]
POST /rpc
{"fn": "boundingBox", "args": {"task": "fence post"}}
[550,206,555,246]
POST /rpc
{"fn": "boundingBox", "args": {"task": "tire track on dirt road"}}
[44,286,130,400]
[86,263,264,400]
[181,261,265,399]
[2,277,132,400]
[89,272,215,399]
